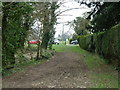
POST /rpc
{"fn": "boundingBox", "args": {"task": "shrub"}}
[78,23,120,64]
[42,50,52,59]
[69,38,72,44]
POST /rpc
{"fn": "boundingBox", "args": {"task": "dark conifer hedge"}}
[78,23,120,64]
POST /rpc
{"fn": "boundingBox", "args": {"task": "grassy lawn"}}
[52,42,79,52]
[52,44,68,52]
[53,44,118,88]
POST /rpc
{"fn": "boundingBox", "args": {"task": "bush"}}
[78,23,120,64]
[42,49,52,59]
[69,38,72,44]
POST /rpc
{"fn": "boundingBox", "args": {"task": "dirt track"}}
[3,51,93,88]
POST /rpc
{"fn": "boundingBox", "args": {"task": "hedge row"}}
[78,23,120,64]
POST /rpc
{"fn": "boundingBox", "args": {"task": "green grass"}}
[70,46,118,88]
[68,46,115,70]
[91,73,118,88]
[52,42,79,52]
[52,43,68,52]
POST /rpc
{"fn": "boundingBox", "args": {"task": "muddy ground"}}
[3,51,93,88]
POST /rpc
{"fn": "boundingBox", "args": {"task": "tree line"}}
[2,2,59,71]
[69,2,120,40]
[70,2,120,65]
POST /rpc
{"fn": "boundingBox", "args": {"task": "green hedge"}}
[78,23,120,64]
[69,38,72,44]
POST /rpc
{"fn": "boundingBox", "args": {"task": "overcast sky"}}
[54,1,91,38]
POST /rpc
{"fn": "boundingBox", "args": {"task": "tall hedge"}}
[78,23,120,64]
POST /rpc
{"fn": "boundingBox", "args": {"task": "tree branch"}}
[55,7,88,17]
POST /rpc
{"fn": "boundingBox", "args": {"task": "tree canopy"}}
[82,2,120,33]
[68,17,89,36]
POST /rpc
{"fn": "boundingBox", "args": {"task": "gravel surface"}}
[3,51,93,88]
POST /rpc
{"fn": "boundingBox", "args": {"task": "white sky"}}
[54,1,91,38]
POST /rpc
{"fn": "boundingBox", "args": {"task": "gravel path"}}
[3,51,93,88]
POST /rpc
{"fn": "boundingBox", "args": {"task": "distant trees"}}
[69,2,120,34]
[74,17,89,35]
[72,33,78,41]
[68,17,89,36]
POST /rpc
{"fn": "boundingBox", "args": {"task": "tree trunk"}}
[40,42,43,59]
[36,41,40,60]
[42,32,50,49]
[27,40,30,48]
[48,39,52,50]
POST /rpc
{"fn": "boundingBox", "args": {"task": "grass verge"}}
[71,46,118,88]
[53,44,118,88]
